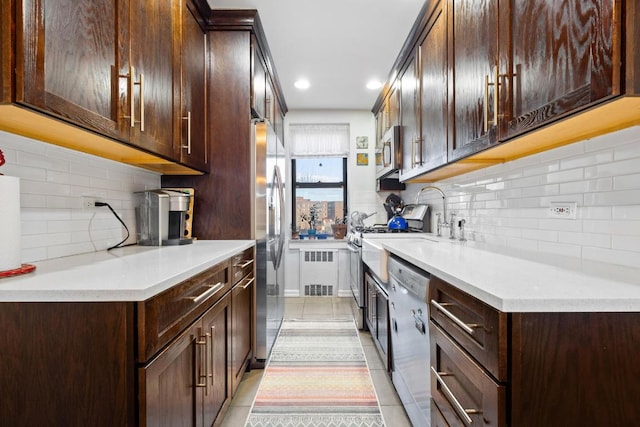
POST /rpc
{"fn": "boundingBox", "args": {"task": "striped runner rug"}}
[245,320,386,427]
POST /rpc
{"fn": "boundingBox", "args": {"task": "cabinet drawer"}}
[431,322,506,427]
[429,276,508,381]
[137,261,230,362]
[231,247,254,285]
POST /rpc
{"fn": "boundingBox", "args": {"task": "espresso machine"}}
[134,189,193,246]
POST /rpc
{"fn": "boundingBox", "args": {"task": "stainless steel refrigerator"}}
[253,119,286,366]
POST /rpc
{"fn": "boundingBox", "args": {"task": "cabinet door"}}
[418,3,448,173]
[448,0,500,161]
[201,296,231,427]
[140,296,231,427]
[503,0,619,140]
[399,53,421,179]
[128,0,179,159]
[231,275,254,393]
[251,42,267,119]
[265,77,275,124]
[180,3,208,171]
[140,321,199,427]
[387,86,401,130]
[18,0,126,139]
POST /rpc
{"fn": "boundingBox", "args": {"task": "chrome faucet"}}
[415,186,449,236]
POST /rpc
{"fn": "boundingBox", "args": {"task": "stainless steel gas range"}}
[346,204,431,330]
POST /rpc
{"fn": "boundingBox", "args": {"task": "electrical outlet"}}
[548,201,577,219]
[81,196,100,209]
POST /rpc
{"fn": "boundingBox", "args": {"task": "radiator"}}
[300,250,338,297]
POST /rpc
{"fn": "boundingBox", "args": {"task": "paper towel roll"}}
[0,176,21,271]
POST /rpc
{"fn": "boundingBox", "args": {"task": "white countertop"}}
[0,240,255,302]
[365,235,640,312]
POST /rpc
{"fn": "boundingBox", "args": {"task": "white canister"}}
[0,175,21,271]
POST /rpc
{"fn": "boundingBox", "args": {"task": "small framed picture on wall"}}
[356,136,368,149]
[357,153,369,166]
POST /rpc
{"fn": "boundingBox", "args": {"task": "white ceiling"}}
[206,0,424,111]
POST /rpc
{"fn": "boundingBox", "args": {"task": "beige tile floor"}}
[219,296,412,427]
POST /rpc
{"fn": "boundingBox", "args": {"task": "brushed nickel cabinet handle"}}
[195,331,207,388]
[138,72,145,131]
[484,65,499,133]
[181,111,192,154]
[209,326,215,387]
[483,73,490,133]
[493,65,499,130]
[191,282,224,303]
[431,300,481,336]
[234,259,253,268]
[119,66,136,127]
[431,366,481,424]
[240,277,255,290]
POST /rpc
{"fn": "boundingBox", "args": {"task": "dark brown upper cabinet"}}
[400,53,421,178]
[2,0,210,174]
[179,2,208,171]
[373,0,640,183]
[17,0,126,140]
[501,0,619,140]
[251,43,268,120]
[417,3,448,175]
[447,0,500,162]
[126,0,180,160]
[399,1,448,181]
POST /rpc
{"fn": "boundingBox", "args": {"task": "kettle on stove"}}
[387,209,408,230]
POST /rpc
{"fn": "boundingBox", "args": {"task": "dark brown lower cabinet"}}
[140,295,230,427]
[510,312,640,426]
[0,250,255,427]
[0,302,136,427]
[230,274,254,393]
[430,276,640,426]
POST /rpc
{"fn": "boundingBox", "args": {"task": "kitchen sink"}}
[362,235,437,282]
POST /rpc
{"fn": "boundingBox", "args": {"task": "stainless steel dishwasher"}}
[388,254,431,427]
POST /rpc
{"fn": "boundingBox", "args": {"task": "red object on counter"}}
[0,264,36,278]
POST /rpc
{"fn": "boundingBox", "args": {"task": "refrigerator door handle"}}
[273,165,285,269]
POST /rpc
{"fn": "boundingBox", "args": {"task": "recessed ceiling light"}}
[366,79,383,90]
[294,79,310,90]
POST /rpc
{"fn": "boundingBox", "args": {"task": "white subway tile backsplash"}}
[505,236,539,252]
[584,189,640,206]
[585,126,640,151]
[521,161,560,177]
[18,150,69,172]
[521,228,557,242]
[584,158,640,179]
[534,141,584,162]
[543,168,584,184]
[1,130,160,263]
[614,173,640,190]
[537,241,582,258]
[559,178,612,194]
[559,150,612,170]
[558,231,611,249]
[614,141,640,160]
[613,205,640,220]
[583,220,640,236]
[404,125,640,268]
[580,206,613,220]
[612,235,640,253]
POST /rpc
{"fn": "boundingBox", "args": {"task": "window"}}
[292,157,347,236]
